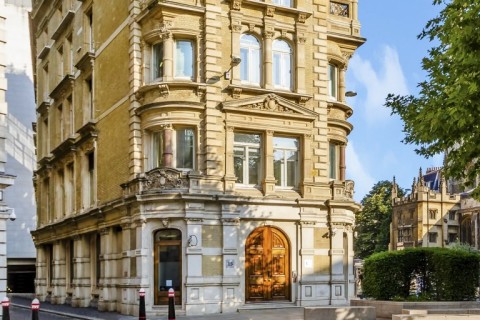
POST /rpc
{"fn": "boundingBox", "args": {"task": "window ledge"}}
[37,45,51,60]
[51,10,75,41]
[136,81,206,100]
[49,74,75,100]
[75,51,95,72]
[233,0,312,23]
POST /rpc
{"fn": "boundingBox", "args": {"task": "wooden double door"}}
[246,226,290,302]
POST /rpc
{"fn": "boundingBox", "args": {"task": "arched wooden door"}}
[245,226,290,302]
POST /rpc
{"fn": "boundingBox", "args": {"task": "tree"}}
[385,1,480,198]
[354,180,404,259]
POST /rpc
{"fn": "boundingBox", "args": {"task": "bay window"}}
[234,133,262,186]
[329,142,339,180]
[273,137,299,188]
[147,126,195,171]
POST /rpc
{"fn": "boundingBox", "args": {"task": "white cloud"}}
[346,142,375,202]
[5,4,33,79]
[349,45,409,124]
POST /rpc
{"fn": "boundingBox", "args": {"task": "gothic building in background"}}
[30,0,364,316]
[390,168,461,251]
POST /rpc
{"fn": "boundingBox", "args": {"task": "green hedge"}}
[362,248,480,301]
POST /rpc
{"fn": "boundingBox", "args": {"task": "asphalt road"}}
[9,305,75,320]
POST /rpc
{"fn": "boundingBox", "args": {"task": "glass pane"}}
[282,54,291,89]
[158,245,181,291]
[234,148,244,184]
[273,53,281,86]
[234,133,261,144]
[273,137,297,149]
[240,47,249,81]
[177,128,194,169]
[248,148,260,185]
[175,40,193,79]
[155,229,181,241]
[329,143,337,179]
[328,64,337,98]
[251,47,260,84]
[286,150,297,187]
[152,132,163,168]
[153,43,163,79]
[274,150,283,186]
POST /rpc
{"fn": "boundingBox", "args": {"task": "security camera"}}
[9,211,16,221]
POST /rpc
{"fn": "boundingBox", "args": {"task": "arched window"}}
[240,34,261,85]
[272,40,292,90]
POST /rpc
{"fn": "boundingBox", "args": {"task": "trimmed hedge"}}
[362,247,480,301]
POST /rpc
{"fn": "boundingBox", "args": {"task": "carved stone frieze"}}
[158,84,169,98]
[142,168,189,190]
[242,94,298,114]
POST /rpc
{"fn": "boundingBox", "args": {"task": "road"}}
[8,305,75,320]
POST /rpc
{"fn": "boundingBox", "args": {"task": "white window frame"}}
[174,127,196,171]
[240,34,261,86]
[174,39,194,80]
[329,142,339,180]
[272,0,292,7]
[273,136,299,188]
[328,63,338,100]
[272,40,292,90]
[234,133,262,186]
[152,42,163,81]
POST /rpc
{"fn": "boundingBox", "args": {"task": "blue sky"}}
[345,0,444,201]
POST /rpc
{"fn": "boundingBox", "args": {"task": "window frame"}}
[240,34,261,86]
[272,0,293,7]
[152,42,164,81]
[329,142,339,180]
[272,39,293,90]
[328,63,338,100]
[428,232,438,243]
[174,126,196,171]
[174,39,195,80]
[273,136,299,189]
[233,132,262,187]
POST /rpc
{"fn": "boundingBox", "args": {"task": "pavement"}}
[9,295,305,320]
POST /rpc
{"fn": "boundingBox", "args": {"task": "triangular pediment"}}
[222,94,317,119]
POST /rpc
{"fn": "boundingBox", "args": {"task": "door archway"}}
[245,226,290,302]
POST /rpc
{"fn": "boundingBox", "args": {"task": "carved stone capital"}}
[232,0,242,10]
[231,24,242,33]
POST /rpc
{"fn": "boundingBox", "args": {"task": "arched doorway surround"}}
[245,226,291,302]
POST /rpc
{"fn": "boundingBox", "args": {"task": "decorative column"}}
[230,12,242,85]
[295,24,307,94]
[224,126,236,193]
[264,26,274,89]
[163,124,173,167]
[162,33,173,81]
[301,134,314,197]
[53,241,67,304]
[98,227,117,312]
[262,130,276,195]
[185,218,203,313]
[339,144,346,181]
[72,235,91,307]
[221,217,240,313]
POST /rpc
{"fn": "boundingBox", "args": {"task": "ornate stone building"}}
[30,0,363,316]
[390,169,461,251]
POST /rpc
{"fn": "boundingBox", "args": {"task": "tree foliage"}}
[385,0,480,198]
[354,180,404,259]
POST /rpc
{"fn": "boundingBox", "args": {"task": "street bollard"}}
[2,297,10,320]
[168,288,175,320]
[31,298,40,320]
[138,288,146,320]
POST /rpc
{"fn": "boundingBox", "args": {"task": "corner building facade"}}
[30,0,364,316]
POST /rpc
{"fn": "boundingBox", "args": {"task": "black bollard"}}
[2,297,10,320]
[138,288,146,320]
[31,298,40,320]
[168,288,175,320]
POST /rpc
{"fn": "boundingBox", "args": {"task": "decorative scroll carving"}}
[281,30,287,38]
[242,94,298,114]
[330,2,349,17]
[158,84,169,98]
[232,87,242,99]
[298,12,307,23]
[142,168,189,190]
[231,24,242,33]
[266,6,275,17]
[232,0,242,10]
[298,96,309,106]
[248,23,255,32]
[345,180,354,199]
